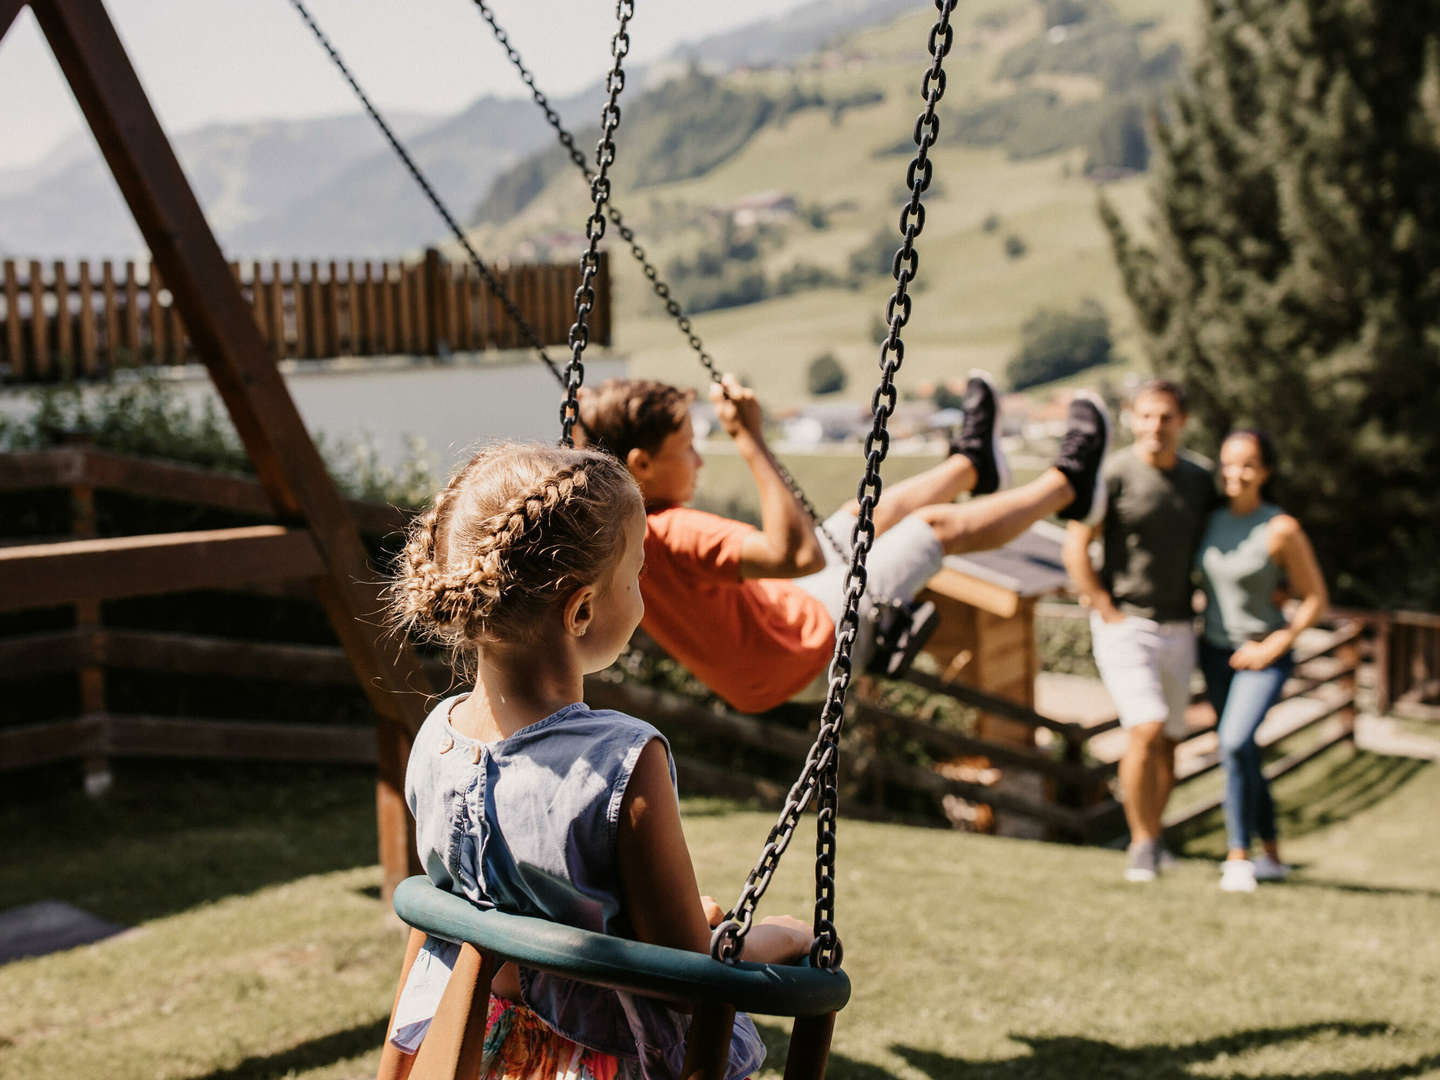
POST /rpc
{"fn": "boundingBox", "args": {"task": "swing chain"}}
[710,0,958,971]
[286,0,569,389]
[561,0,634,447]
[470,0,849,554]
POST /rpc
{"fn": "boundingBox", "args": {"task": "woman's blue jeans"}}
[1198,639,1294,852]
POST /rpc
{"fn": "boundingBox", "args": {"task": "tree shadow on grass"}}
[0,760,378,927]
[1177,751,1430,855]
[179,1017,1438,1080]
[885,1021,1439,1080]
[184,1017,389,1080]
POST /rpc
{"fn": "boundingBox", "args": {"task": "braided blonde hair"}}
[391,442,642,649]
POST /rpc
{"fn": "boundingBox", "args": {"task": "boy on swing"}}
[577,372,1109,714]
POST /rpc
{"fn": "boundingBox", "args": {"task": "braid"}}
[390,444,639,650]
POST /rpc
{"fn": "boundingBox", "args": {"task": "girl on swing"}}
[385,441,812,1080]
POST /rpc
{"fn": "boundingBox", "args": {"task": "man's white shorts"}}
[1090,613,1196,740]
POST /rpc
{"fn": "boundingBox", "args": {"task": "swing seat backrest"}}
[377,876,850,1080]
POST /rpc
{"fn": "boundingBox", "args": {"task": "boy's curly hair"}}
[574,378,696,464]
[390,442,642,649]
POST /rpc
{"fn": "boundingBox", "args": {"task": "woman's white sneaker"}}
[1220,859,1258,893]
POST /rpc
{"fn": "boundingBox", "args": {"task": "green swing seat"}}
[383,876,850,1080]
[394,876,851,1016]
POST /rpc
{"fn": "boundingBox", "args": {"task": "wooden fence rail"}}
[0,248,609,383]
[1371,610,1440,720]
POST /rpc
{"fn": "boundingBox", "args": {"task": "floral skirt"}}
[479,996,625,1080]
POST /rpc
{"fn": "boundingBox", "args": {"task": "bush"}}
[1004,233,1028,259]
[773,262,845,297]
[0,376,434,506]
[848,226,898,279]
[1006,300,1112,390]
[806,352,848,396]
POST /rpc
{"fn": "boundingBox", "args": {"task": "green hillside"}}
[458,0,1195,404]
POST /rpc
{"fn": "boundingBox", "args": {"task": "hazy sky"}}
[0,0,814,171]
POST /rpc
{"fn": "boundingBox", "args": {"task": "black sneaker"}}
[949,370,1010,496]
[1055,391,1111,525]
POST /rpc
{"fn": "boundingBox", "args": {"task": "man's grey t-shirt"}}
[1099,448,1216,622]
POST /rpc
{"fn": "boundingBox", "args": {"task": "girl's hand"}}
[700,896,725,929]
[748,914,815,964]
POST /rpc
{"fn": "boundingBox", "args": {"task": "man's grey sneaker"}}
[1055,391,1111,525]
[1125,840,1159,883]
[950,370,1010,496]
[1252,853,1290,881]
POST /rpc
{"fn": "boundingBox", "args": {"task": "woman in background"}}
[1197,429,1327,893]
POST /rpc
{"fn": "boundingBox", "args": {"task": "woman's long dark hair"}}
[1225,428,1279,504]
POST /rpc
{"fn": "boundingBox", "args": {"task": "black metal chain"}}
[287,0,568,390]
[469,0,850,557]
[709,0,958,970]
[559,0,633,446]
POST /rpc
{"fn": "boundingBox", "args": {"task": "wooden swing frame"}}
[0,0,430,900]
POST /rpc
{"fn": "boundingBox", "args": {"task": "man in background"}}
[1063,380,1216,882]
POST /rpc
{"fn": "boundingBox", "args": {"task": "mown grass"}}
[1,746,1437,1080]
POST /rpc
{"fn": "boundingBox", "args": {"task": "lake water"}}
[0,354,629,478]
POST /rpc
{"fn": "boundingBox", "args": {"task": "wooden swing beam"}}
[2,0,429,900]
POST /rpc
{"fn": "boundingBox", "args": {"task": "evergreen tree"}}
[1102,0,1440,608]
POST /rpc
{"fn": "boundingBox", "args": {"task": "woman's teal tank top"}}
[1198,503,1287,647]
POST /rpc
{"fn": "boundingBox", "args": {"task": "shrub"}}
[848,226,898,279]
[1006,300,1112,390]
[1004,233,1028,259]
[806,352,848,396]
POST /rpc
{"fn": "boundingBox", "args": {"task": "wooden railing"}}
[0,446,1376,844]
[1371,610,1440,720]
[0,248,609,383]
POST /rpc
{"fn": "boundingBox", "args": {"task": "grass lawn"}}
[1,748,1437,1080]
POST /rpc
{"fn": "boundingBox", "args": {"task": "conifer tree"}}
[1103,0,1440,607]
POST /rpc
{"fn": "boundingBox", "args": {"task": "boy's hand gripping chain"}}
[560,1,635,447]
[709,0,958,971]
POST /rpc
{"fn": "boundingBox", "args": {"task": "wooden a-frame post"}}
[1,0,429,901]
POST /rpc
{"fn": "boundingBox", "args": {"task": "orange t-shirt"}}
[640,506,836,714]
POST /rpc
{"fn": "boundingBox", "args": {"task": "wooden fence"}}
[0,248,609,383]
[0,445,1376,843]
[1371,610,1440,720]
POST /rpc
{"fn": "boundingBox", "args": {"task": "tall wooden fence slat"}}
[3,260,22,378]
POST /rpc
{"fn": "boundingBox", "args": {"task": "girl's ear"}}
[563,583,596,638]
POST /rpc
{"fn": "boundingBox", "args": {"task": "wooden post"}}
[423,248,447,356]
[397,263,412,353]
[290,260,306,359]
[248,261,268,345]
[53,259,73,375]
[76,260,97,376]
[362,260,378,355]
[30,259,50,376]
[1339,637,1360,745]
[456,263,474,351]
[70,473,112,796]
[382,261,398,354]
[308,260,324,358]
[680,1002,735,1080]
[1371,614,1392,716]
[3,259,22,378]
[147,261,164,362]
[30,0,430,901]
[325,259,340,356]
[784,1012,837,1080]
[345,259,359,356]
[593,249,612,346]
[270,260,286,357]
[100,259,118,368]
[122,259,140,359]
